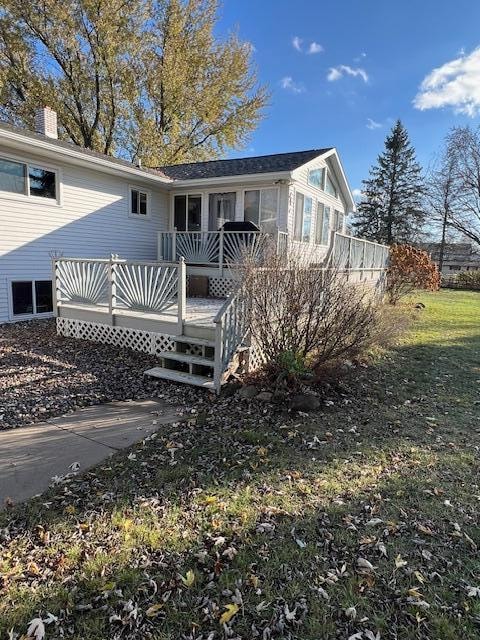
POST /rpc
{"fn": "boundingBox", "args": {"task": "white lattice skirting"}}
[56,317,177,356]
[248,339,267,371]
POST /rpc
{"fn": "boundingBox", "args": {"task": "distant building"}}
[422,242,480,275]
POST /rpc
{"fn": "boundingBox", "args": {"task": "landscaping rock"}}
[237,384,259,399]
[271,390,288,405]
[222,381,242,397]
[0,319,204,430]
[256,391,273,402]
[290,393,321,412]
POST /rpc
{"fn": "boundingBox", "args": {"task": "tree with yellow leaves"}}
[0,0,267,164]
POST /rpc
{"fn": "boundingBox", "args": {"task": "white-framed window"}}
[174,193,202,231]
[333,209,344,232]
[9,279,53,320]
[307,167,325,189]
[294,192,313,242]
[0,155,58,201]
[325,170,338,198]
[130,187,150,217]
[315,202,332,245]
[244,187,279,232]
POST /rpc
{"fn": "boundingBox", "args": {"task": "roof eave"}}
[167,170,293,189]
[0,127,173,185]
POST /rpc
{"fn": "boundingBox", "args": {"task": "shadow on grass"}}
[1,328,480,638]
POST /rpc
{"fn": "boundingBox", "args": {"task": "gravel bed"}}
[0,319,206,430]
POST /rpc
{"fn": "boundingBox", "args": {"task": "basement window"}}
[10,280,53,318]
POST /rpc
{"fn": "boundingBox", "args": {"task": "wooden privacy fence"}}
[53,256,187,333]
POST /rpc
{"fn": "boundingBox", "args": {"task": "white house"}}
[0,108,356,325]
[0,108,390,390]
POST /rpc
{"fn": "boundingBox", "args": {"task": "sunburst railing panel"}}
[175,232,220,263]
[55,259,108,304]
[114,263,178,313]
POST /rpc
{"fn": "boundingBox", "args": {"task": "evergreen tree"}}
[353,120,425,244]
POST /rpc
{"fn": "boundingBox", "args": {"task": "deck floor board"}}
[58,297,225,328]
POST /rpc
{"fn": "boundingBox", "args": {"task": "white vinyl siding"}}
[289,156,347,260]
[0,148,169,324]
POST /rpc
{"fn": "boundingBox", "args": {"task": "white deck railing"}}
[213,284,249,391]
[330,233,389,278]
[158,230,284,269]
[53,256,186,333]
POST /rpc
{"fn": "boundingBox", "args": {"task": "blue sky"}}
[217,0,480,196]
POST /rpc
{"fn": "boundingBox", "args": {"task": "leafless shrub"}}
[237,241,387,376]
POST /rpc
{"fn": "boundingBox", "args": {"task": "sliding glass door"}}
[173,194,202,231]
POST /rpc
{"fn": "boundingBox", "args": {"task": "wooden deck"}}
[57,296,224,338]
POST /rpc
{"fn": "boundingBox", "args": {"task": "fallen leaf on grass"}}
[395,554,408,568]
[417,523,433,536]
[145,603,164,617]
[365,518,383,527]
[219,603,239,624]
[345,606,357,620]
[357,557,375,572]
[26,618,45,640]
[180,570,195,587]
[414,571,427,584]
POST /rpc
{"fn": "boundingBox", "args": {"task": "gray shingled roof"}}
[158,148,332,180]
[0,121,332,183]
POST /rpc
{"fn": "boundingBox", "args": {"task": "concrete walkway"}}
[0,398,182,507]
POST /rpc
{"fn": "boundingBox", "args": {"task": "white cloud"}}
[280,76,305,94]
[308,41,324,54]
[327,65,369,83]
[292,36,303,52]
[414,47,480,116]
[366,117,382,130]
[352,188,363,200]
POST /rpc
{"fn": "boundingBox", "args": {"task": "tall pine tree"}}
[353,120,425,244]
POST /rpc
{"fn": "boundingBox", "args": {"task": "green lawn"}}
[1,290,480,640]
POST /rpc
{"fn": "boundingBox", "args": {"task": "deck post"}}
[361,241,366,281]
[177,257,186,335]
[172,229,177,262]
[219,228,224,276]
[107,256,117,326]
[157,232,163,261]
[51,258,58,318]
[347,236,352,282]
[213,319,223,394]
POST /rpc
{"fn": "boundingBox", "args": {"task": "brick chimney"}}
[34,106,58,139]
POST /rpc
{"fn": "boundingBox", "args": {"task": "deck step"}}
[157,351,214,367]
[174,335,215,348]
[144,367,215,389]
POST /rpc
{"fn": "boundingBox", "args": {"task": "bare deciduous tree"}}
[441,126,480,248]
[425,149,458,271]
